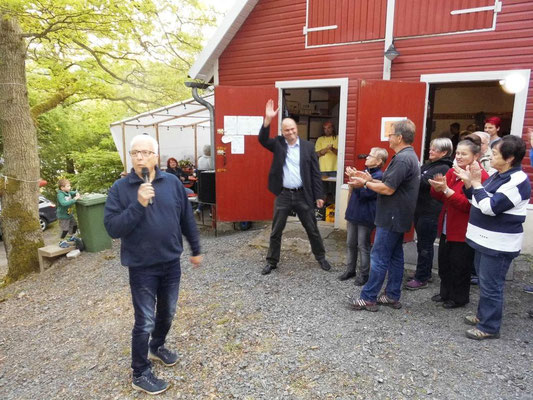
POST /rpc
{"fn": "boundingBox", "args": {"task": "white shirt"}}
[197,155,213,170]
[282,138,303,189]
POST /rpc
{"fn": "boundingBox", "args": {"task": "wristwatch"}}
[363,182,368,189]
[443,188,450,195]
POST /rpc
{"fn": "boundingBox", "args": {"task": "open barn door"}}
[214,86,279,222]
[355,79,427,242]
[355,79,427,169]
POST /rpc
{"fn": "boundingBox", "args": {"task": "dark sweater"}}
[344,167,383,226]
[415,157,453,217]
[104,168,200,268]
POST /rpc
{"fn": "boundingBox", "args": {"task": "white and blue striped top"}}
[465,167,531,256]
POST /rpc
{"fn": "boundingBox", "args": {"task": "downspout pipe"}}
[185,81,215,169]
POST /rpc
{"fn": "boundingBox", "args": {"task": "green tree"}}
[0,0,215,282]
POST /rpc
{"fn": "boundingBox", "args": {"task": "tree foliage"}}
[0,0,217,281]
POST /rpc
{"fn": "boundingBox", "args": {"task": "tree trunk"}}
[0,15,44,282]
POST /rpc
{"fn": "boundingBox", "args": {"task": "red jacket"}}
[430,164,488,242]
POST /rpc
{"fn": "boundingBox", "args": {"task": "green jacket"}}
[56,190,77,219]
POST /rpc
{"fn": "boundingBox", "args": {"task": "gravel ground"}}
[0,224,532,399]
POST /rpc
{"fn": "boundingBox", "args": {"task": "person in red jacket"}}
[429,135,489,309]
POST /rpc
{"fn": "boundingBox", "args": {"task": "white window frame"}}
[275,78,349,228]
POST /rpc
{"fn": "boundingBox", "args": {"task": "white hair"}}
[130,134,159,154]
[473,131,490,143]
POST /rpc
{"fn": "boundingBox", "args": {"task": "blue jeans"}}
[128,260,181,376]
[361,227,405,302]
[474,250,515,334]
[346,221,373,279]
[414,214,438,282]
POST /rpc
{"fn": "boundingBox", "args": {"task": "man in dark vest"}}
[258,99,332,275]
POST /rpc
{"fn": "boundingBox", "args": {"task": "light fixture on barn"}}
[499,72,527,94]
[384,44,400,61]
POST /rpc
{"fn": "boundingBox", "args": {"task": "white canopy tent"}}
[110,92,214,172]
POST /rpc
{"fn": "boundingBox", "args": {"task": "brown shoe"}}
[350,298,378,312]
[377,293,402,309]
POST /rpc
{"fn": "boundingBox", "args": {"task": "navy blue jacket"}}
[258,124,324,208]
[345,167,383,226]
[104,168,200,268]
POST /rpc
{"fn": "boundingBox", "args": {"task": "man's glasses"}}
[129,150,155,157]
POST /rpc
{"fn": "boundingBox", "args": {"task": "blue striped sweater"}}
[465,167,531,256]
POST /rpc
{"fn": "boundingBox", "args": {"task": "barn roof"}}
[188,0,258,81]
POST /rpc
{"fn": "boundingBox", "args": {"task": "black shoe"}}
[442,300,465,309]
[132,369,169,395]
[354,277,368,286]
[261,264,277,275]
[318,259,332,271]
[431,294,444,302]
[149,346,178,366]
[338,270,355,281]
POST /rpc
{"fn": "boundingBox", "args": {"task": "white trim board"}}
[276,78,350,229]
[420,69,531,137]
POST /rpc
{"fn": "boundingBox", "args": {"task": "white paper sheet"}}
[230,135,245,154]
[224,115,238,135]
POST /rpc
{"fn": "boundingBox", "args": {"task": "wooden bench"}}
[38,244,76,273]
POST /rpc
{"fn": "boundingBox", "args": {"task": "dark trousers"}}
[266,189,325,266]
[414,214,439,282]
[128,260,181,376]
[437,234,474,305]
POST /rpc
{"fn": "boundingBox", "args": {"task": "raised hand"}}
[264,99,279,126]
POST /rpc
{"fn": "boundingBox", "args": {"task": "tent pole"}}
[121,123,127,173]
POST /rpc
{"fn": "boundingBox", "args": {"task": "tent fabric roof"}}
[188,0,258,81]
[110,92,214,129]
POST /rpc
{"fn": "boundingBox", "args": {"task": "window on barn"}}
[305,0,387,47]
[394,0,501,38]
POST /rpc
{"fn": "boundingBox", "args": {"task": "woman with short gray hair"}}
[406,138,453,290]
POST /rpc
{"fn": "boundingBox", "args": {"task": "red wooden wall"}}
[217,0,533,188]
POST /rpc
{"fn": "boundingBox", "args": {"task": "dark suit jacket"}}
[258,124,324,208]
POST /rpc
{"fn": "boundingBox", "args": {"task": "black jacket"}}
[415,157,453,217]
[258,124,324,207]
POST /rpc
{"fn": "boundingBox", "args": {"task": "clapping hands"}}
[345,166,370,188]
[428,173,447,192]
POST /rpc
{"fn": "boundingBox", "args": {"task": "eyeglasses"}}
[129,150,155,158]
[366,154,377,159]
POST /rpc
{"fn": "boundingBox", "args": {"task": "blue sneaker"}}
[132,369,169,395]
[523,285,533,294]
[148,346,178,366]
[59,241,70,248]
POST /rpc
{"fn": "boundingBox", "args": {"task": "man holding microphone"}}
[104,134,202,395]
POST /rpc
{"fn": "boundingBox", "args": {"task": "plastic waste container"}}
[76,193,112,252]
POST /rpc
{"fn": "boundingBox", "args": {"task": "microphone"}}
[357,154,368,159]
[141,167,153,205]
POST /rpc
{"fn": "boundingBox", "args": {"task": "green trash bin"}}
[76,193,112,252]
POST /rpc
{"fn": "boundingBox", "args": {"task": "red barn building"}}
[189,0,533,252]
